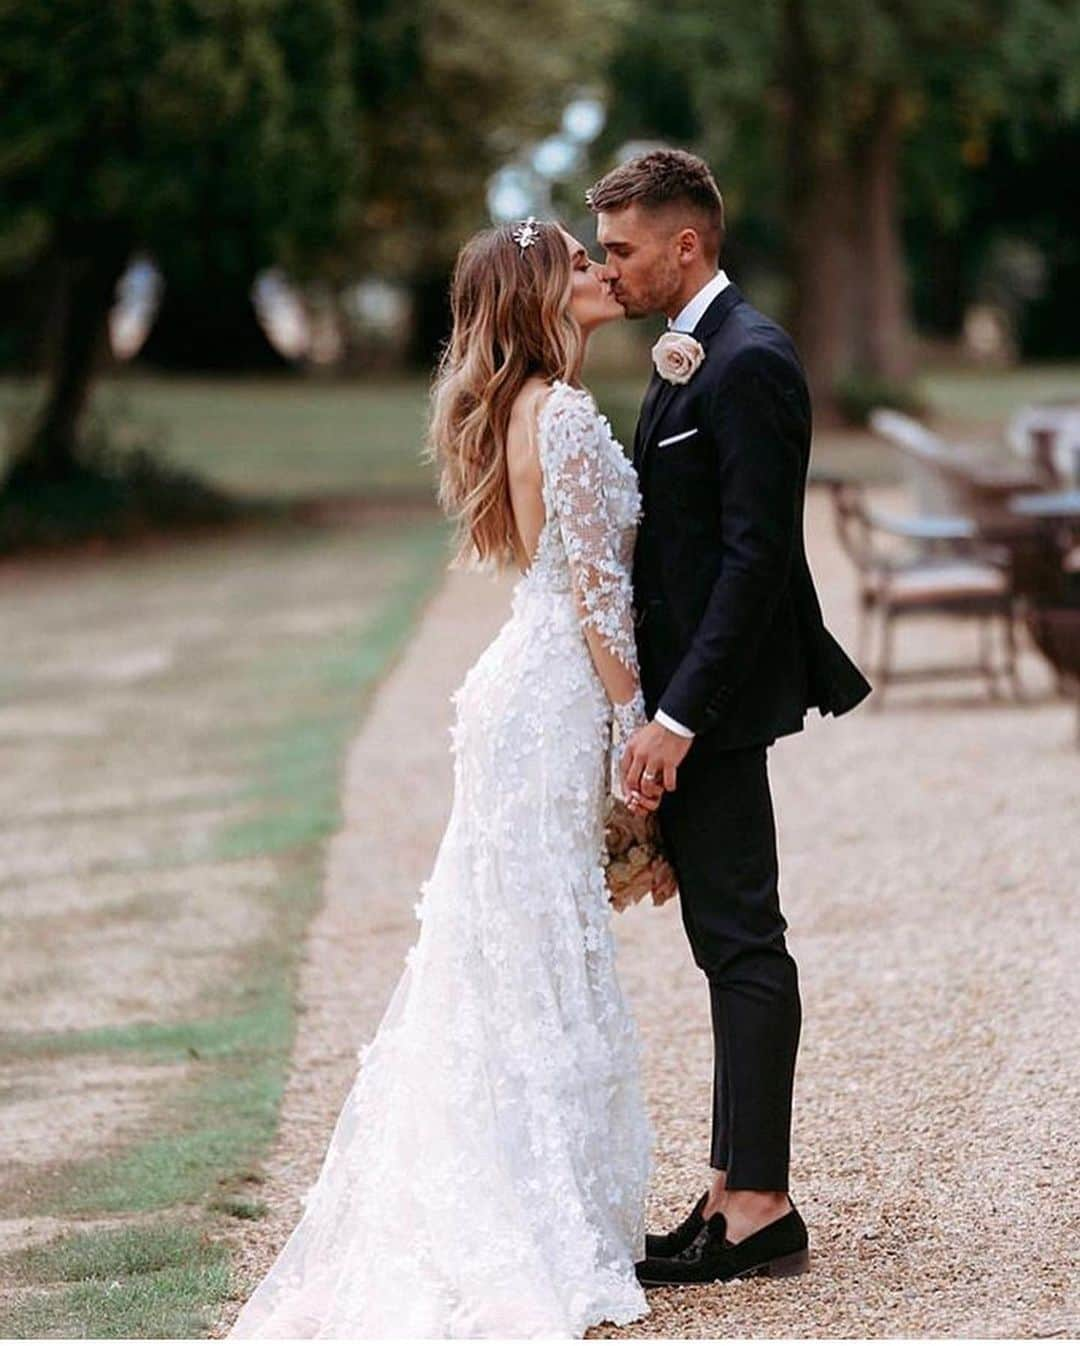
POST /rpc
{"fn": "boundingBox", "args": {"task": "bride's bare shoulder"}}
[505,378,553,472]
[509,376,555,423]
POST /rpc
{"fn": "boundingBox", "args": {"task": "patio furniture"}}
[1009,490,1080,595]
[869,407,1066,605]
[1007,401,1080,488]
[1009,489,1080,525]
[869,409,1045,524]
[826,478,1020,704]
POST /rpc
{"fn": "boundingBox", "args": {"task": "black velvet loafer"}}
[644,1189,709,1259]
[636,1204,809,1286]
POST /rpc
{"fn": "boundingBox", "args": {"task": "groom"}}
[587,149,871,1285]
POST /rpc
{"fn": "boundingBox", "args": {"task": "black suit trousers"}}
[657,738,801,1191]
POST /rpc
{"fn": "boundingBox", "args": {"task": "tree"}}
[595,0,1078,419]
[351,0,618,363]
[0,0,358,481]
[696,0,1019,414]
[904,0,1080,351]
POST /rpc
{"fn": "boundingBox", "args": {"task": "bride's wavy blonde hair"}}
[427,220,582,570]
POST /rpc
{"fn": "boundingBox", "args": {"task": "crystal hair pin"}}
[512,216,540,250]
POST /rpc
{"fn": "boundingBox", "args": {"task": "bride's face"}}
[559,228,625,332]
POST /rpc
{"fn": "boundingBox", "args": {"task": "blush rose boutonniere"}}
[651,331,706,385]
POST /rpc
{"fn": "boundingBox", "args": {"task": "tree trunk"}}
[140,274,289,372]
[786,161,855,425]
[918,226,966,338]
[9,248,130,483]
[778,0,854,425]
[850,88,913,381]
[406,264,453,370]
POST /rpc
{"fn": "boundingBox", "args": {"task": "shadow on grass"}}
[0,441,243,553]
[0,436,437,563]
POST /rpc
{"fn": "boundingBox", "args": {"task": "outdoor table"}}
[1004,491,1080,601]
[1008,490,1080,524]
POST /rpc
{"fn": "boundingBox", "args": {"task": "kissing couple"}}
[227,147,871,1338]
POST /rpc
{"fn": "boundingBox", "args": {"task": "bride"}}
[227,217,671,1338]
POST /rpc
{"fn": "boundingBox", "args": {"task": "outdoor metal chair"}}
[868,408,1044,526]
[826,478,1021,704]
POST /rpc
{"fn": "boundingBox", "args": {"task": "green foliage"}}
[207,1194,269,1220]
[354,0,621,278]
[0,0,361,474]
[0,410,242,552]
[0,0,358,283]
[2,1221,222,1285]
[598,0,1080,355]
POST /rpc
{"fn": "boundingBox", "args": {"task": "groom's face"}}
[596,204,682,320]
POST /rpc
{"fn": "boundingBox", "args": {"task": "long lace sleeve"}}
[538,385,647,753]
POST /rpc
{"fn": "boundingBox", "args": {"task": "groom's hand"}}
[621,721,692,802]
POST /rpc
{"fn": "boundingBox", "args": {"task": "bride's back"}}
[505,377,552,574]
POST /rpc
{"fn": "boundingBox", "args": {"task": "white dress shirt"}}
[651,270,731,740]
[669,269,730,333]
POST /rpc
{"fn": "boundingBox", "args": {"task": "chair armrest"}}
[864,508,978,541]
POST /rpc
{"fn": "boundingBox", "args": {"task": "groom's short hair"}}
[586,149,725,260]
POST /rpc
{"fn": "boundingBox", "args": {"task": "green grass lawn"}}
[0,375,457,1336]
[0,374,440,499]
[919,364,1080,425]
[0,511,450,1337]
[6,362,1074,506]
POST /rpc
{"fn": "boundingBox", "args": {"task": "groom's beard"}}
[613,271,681,321]
[614,294,657,320]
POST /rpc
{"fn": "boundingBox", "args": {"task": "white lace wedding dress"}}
[227,380,654,1339]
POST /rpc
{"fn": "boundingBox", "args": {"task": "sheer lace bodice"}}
[517,379,647,749]
[524,381,641,664]
[227,380,653,1339]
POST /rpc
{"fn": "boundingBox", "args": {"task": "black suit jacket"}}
[632,281,871,748]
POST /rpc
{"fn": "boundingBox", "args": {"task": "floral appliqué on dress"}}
[227,380,654,1340]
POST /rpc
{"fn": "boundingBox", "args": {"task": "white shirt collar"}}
[668,269,731,334]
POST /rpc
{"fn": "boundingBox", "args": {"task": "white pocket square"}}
[657,427,699,448]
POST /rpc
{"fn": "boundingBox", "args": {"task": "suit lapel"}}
[635,283,745,476]
[630,281,743,476]
[692,281,743,344]
[638,377,681,466]
[634,370,664,472]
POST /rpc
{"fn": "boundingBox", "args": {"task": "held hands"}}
[620,720,693,815]
[605,705,683,908]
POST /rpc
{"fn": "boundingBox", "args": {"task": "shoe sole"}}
[638,1247,810,1287]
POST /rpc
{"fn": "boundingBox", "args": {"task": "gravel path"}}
[214,492,1079,1339]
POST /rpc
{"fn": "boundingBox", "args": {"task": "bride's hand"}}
[627,786,662,815]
